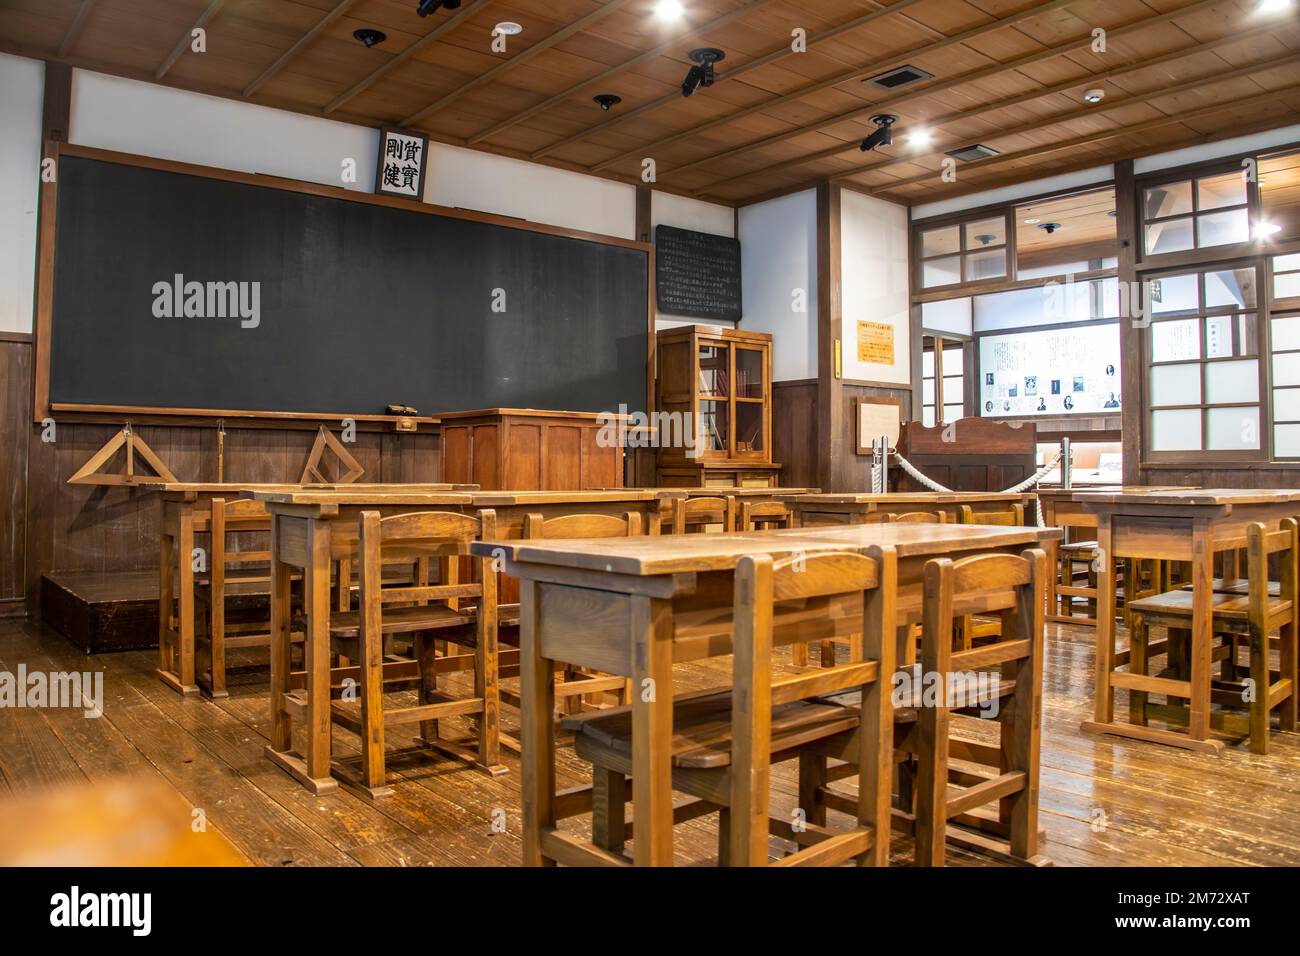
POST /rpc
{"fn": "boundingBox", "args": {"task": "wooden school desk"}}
[778,492,1039,527]
[148,482,477,696]
[479,521,1061,867]
[252,488,669,793]
[1076,488,1300,752]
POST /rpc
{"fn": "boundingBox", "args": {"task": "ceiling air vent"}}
[866,65,933,89]
[945,144,1000,163]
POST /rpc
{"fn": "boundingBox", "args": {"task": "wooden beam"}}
[857,83,1300,199]
[400,0,639,129]
[41,61,72,143]
[1115,158,1141,486]
[584,0,1077,174]
[530,0,931,162]
[244,0,360,98]
[670,0,1260,186]
[815,181,842,493]
[826,49,1300,193]
[155,0,225,80]
[466,0,781,147]
[57,0,96,58]
[323,0,493,114]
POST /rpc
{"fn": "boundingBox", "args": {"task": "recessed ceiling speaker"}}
[1038,222,1062,234]
[353,28,386,47]
[866,65,934,89]
[593,94,622,111]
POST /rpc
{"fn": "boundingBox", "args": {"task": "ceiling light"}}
[681,48,724,97]
[1257,0,1293,13]
[493,22,522,36]
[353,28,386,47]
[417,0,461,15]
[593,93,622,111]
[1022,217,1041,224]
[655,0,685,19]
[1083,88,1105,104]
[909,128,933,147]
[860,114,896,152]
[1255,220,1282,238]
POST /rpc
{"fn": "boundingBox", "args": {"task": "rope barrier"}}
[886,449,1064,527]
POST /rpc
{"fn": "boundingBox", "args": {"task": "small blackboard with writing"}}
[654,225,742,322]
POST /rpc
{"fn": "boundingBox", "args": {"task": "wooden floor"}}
[2,614,1299,867]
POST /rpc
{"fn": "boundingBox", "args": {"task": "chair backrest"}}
[1247,519,1298,617]
[738,499,788,531]
[357,509,496,611]
[920,549,1045,697]
[886,510,947,524]
[207,498,272,571]
[671,495,736,534]
[729,547,896,865]
[957,502,1025,526]
[524,511,641,540]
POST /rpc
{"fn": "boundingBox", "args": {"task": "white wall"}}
[840,190,910,386]
[69,69,637,240]
[0,53,43,334]
[650,191,735,330]
[738,189,817,382]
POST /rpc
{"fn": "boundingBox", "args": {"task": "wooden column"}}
[1114,159,1142,485]
[815,180,843,492]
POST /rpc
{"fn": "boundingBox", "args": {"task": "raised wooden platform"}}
[42,570,160,654]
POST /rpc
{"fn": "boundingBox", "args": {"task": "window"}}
[1275,252,1300,304]
[1271,311,1300,458]
[921,336,965,426]
[1260,150,1300,242]
[1143,171,1250,256]
[918,215,1008,289]
[1146,266,1262,456]
[1015,188,1117,280]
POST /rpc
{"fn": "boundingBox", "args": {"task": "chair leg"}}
[415,632,439,745]
[209,602,228,699]
[915,698,949,866]
[358,614,388,794]
[798,751,827,828]
[592,767,627,854]
[1130,613,1148,727]
[717,808,731,867]
[474,588,504,774]
[1281,618,1298,733]
[1249,621,1270,755]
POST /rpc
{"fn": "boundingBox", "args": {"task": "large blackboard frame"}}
[32,141,656,426]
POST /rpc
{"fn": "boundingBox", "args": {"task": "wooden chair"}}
[194,498,300,698]
[957,502,1025,526]
[513,512,642,716]
[670,495,736,535]
[327,509,505,797]
[885,510,947,524]
[1057,539,1099,623]
[800,547,1049,866]
[1126,520,1298,754]
[739,499,790,531]
[954,503,1026,645]
[560,548,897,866]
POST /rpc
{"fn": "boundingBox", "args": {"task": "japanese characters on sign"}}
[375,129,428,200]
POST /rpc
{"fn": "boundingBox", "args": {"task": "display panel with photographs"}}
[978,323,1121,417]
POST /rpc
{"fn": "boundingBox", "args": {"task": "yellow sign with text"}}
[856,320,894,366]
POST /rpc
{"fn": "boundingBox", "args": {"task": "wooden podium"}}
[438,408,624,491]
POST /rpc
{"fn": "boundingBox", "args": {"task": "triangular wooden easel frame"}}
[67,425,179,487]
[300,425,364,484]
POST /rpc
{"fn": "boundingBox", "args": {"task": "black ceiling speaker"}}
[593,94,622,111]
[353,28,387,48]
[1039,222,1062,235]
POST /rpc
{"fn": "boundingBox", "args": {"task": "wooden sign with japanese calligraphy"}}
[375,128,429,200]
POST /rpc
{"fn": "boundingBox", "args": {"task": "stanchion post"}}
[1061,437,1072,490]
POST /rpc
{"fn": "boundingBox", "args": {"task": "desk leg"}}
[158,523,173,678]
[631,595,674,867]
[1189,520,1213,742]
[1091,515,1116,725]
[176,507,196,692]
[269,520,292,755]
[519,580,556,867]
[305,519,333,786]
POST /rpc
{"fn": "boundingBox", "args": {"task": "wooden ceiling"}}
[2,0,1299,208]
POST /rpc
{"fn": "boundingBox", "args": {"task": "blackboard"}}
[48,155,650,417]
[654,224,742,322]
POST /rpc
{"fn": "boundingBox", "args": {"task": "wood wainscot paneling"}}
[0,333,32,611]
[23,413,439,615]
